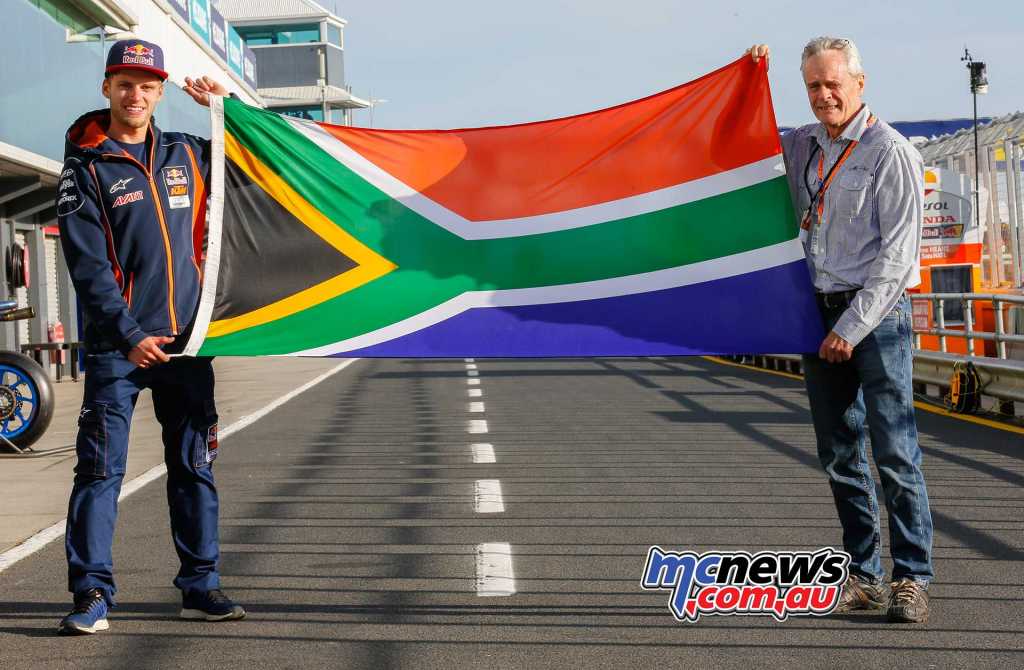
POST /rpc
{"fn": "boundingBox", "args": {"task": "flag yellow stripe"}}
[207,133,396,339]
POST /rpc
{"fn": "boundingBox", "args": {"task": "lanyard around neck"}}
[801,114,876,229]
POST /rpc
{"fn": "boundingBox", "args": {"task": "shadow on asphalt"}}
[624,358,1024,564]
[2,358,1021,667]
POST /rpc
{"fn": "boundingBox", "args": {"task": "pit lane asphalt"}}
[0,357,1021,669]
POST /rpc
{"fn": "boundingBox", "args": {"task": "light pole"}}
[961,47,988,229]
[318,45,329,122]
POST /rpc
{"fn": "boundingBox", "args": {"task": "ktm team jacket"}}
[57,110,210,353]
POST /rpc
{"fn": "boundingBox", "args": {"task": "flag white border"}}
[182,95,226,356]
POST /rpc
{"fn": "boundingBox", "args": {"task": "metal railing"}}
[732,292,1024,409]
[909,292,1024,359]
[907,292,1024,406]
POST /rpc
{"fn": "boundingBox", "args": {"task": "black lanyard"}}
[803,143,823,201]
[802,115,876,222]
[802,141,856,215]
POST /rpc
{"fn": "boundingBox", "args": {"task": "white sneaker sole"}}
[58,618,110,635]
[179,606,246,621]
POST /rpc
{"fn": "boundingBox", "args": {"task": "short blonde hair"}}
[800,36,864,76]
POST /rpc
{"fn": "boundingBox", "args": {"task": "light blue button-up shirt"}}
[780,104,924,346]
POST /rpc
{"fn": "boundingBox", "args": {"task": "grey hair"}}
[800,36,864,76]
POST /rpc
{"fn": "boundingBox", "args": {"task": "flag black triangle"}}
[212,157,358,322]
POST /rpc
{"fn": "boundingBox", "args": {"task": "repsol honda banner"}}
[921,166,984,265]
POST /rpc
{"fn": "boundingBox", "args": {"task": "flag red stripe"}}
[318,57,781,222]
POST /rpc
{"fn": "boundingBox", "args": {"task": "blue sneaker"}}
[180,588,246,621]
[58,588,109,635]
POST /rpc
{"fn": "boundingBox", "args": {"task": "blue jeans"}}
[65,353,221,604]
[802,295,934,584]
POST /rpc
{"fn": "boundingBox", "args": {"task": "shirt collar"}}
[814,104,872,147]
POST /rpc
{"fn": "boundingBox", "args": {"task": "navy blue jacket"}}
[57,110,210,353]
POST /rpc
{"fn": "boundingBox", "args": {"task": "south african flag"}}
[182,57,822,357]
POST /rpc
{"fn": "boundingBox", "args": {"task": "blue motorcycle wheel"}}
[0,352,54,448]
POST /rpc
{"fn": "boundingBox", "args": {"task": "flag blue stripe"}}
[333,261,823,357]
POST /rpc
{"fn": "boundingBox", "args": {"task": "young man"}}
[56,39,242,634]
[748,38,933,623]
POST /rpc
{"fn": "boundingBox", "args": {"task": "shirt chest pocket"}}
[835,169,873,220]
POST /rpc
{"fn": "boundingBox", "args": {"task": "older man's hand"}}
[818,331,853,363]
[747,44,770,63]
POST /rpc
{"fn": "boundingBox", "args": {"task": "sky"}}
[333,0,1024,131]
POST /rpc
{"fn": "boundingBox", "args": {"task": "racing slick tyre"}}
[0,351,54,448]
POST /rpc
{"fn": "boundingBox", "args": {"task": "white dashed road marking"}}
[471,443,496,463]
[474,479,505,513]
[462,362,514,597]
[476,542,516,596]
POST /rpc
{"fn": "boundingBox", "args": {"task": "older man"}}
[749,38,933,623]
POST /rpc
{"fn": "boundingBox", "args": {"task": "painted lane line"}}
[469,401,486,413]
[466,370,479,377]
[474,479,505,513]
[468,388,483,398]
[467,419,489,434]
[476,542,516,596]
[466,378,480,386]
[465,363,478,370]
[471,443,496,464]
[0,358,359,574]
[464,358,475,363]
[0,522,68,575]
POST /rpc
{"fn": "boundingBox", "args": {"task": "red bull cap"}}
[105,39,168,80]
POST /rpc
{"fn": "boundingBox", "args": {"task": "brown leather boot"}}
[834,574,887,612]
[887,578,929,623]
